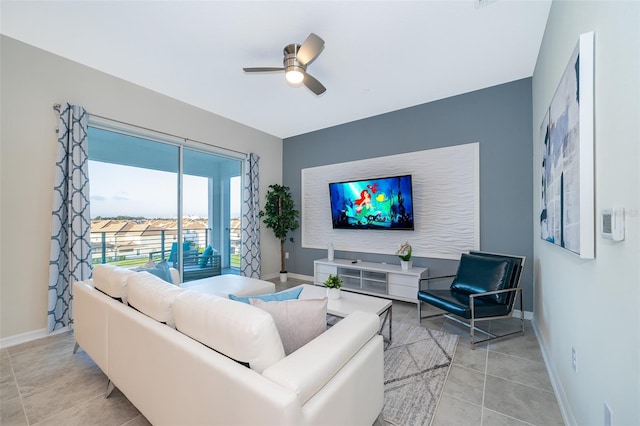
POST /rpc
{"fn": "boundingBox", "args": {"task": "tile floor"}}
[0,277,564,425]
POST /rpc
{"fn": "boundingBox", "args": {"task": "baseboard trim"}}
[531,319,576,426]
[260,272,314,282]
[286,273,314,281]
[512,309,534,320]
[0,326,71,349]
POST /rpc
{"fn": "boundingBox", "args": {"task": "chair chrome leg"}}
[471,301,476,349]
[105,380,115,398]
[519,289,525,336]
[72,342,80,354]
[470,318,475,349]
[417,300,422,321]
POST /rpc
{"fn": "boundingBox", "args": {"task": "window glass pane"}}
[230,176,242,269]
[88,127,179,269]
[88,127,178,173]
[89,161,178,218]
[183,148,241,277]
[87,126,242,280]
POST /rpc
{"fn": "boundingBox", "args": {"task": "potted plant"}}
[323,273,343,299]
[259,184,300,282]
[396,241,412,271]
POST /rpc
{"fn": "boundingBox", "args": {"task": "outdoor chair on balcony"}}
[179,245,221,282]
[417,251,525,348]
[150,242,221,283]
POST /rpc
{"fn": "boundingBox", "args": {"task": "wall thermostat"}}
[601,208,625,241]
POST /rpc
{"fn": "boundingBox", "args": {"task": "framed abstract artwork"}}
[539,32,595,259]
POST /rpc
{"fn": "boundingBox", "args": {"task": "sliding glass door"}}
[87,125,242,281]
[183,147,241,275]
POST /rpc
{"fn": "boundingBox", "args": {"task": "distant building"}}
[91,218,210,263]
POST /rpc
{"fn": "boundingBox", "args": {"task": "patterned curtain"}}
[48,103,92,332]
[241,153,261,278]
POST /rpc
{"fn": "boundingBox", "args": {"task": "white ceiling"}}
[1,0,551,139]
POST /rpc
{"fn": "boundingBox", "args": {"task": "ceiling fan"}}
[243,33,326,95]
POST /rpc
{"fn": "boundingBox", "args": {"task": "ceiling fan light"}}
[285,68,304,84]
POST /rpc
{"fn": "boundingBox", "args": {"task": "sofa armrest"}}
[262,311,379,405]
[419,274,456,290]
[468,286,522,300]
[73,280,110,374]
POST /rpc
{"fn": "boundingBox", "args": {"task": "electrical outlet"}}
[285,252,289,259]
[572,347,577,372]
[604,403,612,426]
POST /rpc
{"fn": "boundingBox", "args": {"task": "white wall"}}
[0,36,283,340]
[532,2,639,425]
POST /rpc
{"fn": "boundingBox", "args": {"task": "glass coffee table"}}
[298,284,393,343]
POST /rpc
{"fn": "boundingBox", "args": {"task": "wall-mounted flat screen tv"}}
[328,175,414,230]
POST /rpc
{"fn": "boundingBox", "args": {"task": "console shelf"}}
[314,258,428,304]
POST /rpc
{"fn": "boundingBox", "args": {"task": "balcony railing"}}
[91,225,242,270]
[91,228,211,268]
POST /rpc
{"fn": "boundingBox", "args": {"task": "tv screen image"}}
[328,175,414,230]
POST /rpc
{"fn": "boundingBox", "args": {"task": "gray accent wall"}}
[283,78,534,311]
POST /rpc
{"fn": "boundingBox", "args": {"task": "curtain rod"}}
[52,103,247,156]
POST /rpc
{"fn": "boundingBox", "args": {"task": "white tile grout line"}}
[480,342,489,426]
[34,391,123,426]
[7,351,29,425]
[483,407,536,426]
[483,370,557,395]
[121,414,149,426]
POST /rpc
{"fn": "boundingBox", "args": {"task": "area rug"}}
[383,321,459,426]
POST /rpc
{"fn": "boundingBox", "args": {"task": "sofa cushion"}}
[92,264,136,304]
[173,291,285,373]
[228,287,303,304]
[417,289,513,319]
[126,271,185,328]
[182,275,275,298]
[450,254,515,304]
[250,298,327,355]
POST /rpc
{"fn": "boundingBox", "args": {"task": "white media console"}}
[314,258,428,304]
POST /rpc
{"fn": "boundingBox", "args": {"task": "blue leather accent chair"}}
[417,251,525,348]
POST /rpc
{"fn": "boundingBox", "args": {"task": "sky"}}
[89,161,241,219]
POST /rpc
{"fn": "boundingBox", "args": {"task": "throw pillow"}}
[199,245,214,268]
[167,242,178,263]
[167,241,193,263]
[250,298,328,355]
[228,287,303,304]
[141,260,173,284]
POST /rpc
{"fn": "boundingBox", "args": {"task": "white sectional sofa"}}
[73,264,384,425]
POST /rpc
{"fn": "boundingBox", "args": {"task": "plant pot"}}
[279,272,288,282]
[327,287,341,300]
[400,260,412,271]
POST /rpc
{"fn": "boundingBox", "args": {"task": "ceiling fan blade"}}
[303,73,326,95]
[296,33,324,65]
[243,67,284,72]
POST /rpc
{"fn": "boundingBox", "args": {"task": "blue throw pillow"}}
[228,287,303,304]
[144,260,173,284]
[167,242,178,263]
[199,245,214,268]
